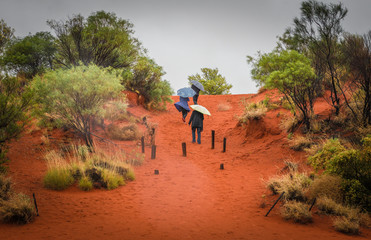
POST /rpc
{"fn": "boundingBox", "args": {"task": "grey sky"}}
[1,0,370,94]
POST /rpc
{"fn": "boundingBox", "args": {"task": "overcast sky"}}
[1,0,370,94]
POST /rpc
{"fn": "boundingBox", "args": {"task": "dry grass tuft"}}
[0,193,35,224]
[0,174,12,201]
[106,123,140,141]
[307,174,343,202]
[281,201,312,224]
[238,101,267,124]
[333,216,359,235]
[280,116,299,133]
[288,135,313,151]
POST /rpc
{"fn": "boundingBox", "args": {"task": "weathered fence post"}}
[33,193,39,216]
[223,137,227,152]
[220,163,224,170]
[211,130,215,149]
[151,145,156,159]
[309,198,317,212]
[265,191,285,217]
[182,142,187,157]
[141,136,145,153]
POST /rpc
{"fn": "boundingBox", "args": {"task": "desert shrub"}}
[101,169,125,190]
[125,151,144,166]
[103,99,128,121]
[125,168,136,181]
[288,135,313,151]
[78,176,93,191]
[43,168,74,190]
[266,171,312,201]
[308,138,346,171]
[281,201,312,224]
[333,216,359,235]
[341,179,370,212]
[0,174,12,201]
[280,116,299,133]
[106,123,140,141]
[307,175,343,202]
[0,193,35,224]
[316,196,357,217]
[238,101,267,124]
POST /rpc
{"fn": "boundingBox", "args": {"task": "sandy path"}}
[0,93,369,240]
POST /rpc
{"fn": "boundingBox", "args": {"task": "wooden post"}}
[151,128,156,145]
[154,169,159,175]
[33,193,39,216]
[182,142,187,157]
[211,130,215,149]
[223,137,226,152]
[220,163,224,170]
[309,198,316,212]
[151,145,156,159]
[141,136,145,153]
[265,192,285,217]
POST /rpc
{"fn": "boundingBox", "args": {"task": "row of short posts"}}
[141,128,157,159]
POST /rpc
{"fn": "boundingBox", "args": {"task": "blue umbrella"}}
[177,87,196,98]
[191,80,205,91]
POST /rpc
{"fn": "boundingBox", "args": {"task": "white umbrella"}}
[190,104,211,116]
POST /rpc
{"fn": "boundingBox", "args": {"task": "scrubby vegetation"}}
[0,174,36,224]
[43,145,139,191]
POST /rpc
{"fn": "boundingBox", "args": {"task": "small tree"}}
[248,50,316,130]
[0,75,34,171]
[32,64,124,149]
[122,56,173,110]
[0,19,14,55]
[2,32,56,79]
[188,68,232,95]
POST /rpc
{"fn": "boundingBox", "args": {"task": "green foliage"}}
[0,75,34,165]
[248,50,316,130]
[122,56,173,109]
[31,64,124,148]
[101,169,125,190]
[78,176,93,191]
[1,32,56,79]
[0,19,14,54]
[47,11,140,69]
[43,168,74,190]
[341,179,370,212]
[188,68,232,95]
[0,193,35,224]
[308,138,346,171]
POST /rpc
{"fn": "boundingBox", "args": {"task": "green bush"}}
[0,193,35,224]
[78,176,93,191]
[43,168,74,190]
[341,179,370,211]
[125,168,136,181]
[308,138,346,171]
[281,201,312,224]
[102,170,125,190]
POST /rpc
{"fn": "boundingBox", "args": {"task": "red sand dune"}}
[0,91,369,240]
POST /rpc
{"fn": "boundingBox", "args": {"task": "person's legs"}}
[193,94,199,105]
[181,109,187,122]
[192,127,196,143]
[197,127,201,144]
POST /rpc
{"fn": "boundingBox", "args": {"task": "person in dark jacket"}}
[174,96,190,122]
[191,84,200,104]
[188,110,204,144]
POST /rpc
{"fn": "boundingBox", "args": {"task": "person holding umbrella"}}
[190,80,205,105]
[175,87,196,123]
[188,104,210,144]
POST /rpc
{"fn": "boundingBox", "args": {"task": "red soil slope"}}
[0,91,369,240]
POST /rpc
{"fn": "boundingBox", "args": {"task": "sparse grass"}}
[104,99,128,121]
[281,201,312,224]
[78,176,93,191]
[266,170,312,201]
[0,193,35,224]
[307,174,343,202]
[238,101,267,124]
[42,144,136,191]
[106,123,141,141]
[333,216,359,235]
[316,196,360,217]
[288,135,313,151]
[0,174,12,201]
[280,116,299,133]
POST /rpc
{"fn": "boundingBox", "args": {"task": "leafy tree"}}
[47,11,140,69]
[188,68,232,95]
[280,0,348,115]
[341,31,371,126]
[0,75,34,171]
[248,50,316,130]
[31,64,124,149]
[0,19,14,54]
[1,32,56,79]
[122,56,173,110]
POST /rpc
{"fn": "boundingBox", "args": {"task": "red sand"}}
[0,91,369,240]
